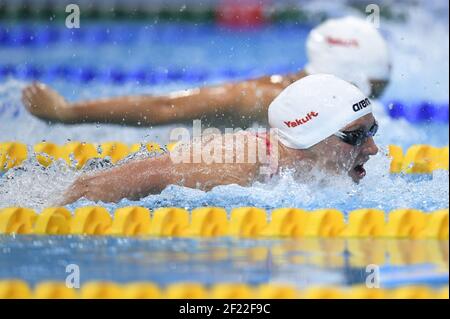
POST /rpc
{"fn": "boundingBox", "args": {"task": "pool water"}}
[0,236,448,288]
[0,4,448,290]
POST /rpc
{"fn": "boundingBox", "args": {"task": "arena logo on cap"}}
[326,36,359,47]
[352,98,371,112]
[284,111,319,128]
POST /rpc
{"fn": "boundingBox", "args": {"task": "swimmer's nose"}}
[362,137,379,156]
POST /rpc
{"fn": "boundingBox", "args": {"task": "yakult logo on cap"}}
[326,36,359,47]
[284,111,319,128]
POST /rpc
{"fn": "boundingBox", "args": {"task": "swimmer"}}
[22,17,390,127]
[60,74,379,205]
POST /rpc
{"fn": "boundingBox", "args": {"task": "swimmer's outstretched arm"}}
[22,72,304,126]
[60,151,259,205]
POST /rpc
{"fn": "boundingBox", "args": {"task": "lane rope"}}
[0,206,448,239]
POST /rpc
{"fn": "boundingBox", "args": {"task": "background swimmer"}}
[60,75,379,205]
[22,17,390,128]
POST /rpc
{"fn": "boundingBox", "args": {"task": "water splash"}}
[0,154,79,210]
[0,142,448,213]
[58,151,448,215]
[0,5,448,214]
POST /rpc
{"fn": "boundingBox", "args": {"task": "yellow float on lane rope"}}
[0,279,447,299]
[228,207,267,237]
[34,207,72,235]
[0,207,37,234]
[70,206,112,235]
[0,206,448,239]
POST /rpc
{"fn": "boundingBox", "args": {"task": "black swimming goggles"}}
[334,122,378,146]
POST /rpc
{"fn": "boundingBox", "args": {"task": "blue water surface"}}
[0,8,448,288]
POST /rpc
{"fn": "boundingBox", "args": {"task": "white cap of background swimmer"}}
[268,74,373,149]
[305,16,390,96]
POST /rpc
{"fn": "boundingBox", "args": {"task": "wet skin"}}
[21,72,388,128]
[60,114,379,205]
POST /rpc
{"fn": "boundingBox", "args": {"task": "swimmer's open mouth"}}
[353,163,366,179]
[351,158,369,180]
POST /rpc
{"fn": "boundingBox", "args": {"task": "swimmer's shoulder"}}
[249,70,306,89]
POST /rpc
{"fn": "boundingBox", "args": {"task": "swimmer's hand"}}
[59,173,127,205]
[22,82,73,123]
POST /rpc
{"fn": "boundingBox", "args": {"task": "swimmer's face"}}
[369,79,389,99]
[310,114,379,183]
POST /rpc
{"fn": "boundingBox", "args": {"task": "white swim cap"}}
[268,74,373,149]
[305,16,390,96]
